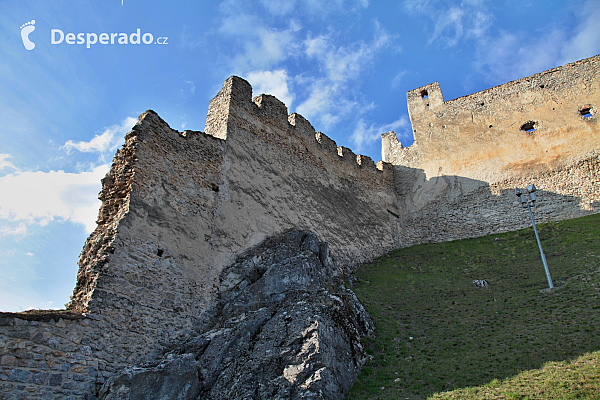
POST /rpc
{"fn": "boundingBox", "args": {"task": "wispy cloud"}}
[219,13,298,71]
[474,0,600,84]
[297,22,393,128]
[215,0,394,138]
[62,117,135,157]
[258,0,297,16]
[0,224,27,239]
[0,154,19,174]
[0,164,109,234]
[180,81,196,98]
[255,0,369,17]
[351,116,410,153]
[391,70,408,89]
[403,0,492,46]
[186,80,196,95]
[558,0,600,64]
[245,70,295,109]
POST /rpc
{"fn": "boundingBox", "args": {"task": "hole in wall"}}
[520,121,537,133]
[540,84,545,89]
[580,106,593,118]
[421,90,429,99]
[489,125,493,128]
[157,249,164,257]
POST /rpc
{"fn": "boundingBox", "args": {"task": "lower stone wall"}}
[396,151,600,248]
[0,313,103,400]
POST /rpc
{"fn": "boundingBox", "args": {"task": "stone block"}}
[9,368,31,382]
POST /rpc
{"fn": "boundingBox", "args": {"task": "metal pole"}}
[526,204,553,289]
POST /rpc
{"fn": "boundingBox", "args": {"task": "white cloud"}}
[303,0,369,15]
[62,117,135,155]
[404,0,493,46]
[186,81,195,95]
[0,154,19,174]
[219,13,257,36]
[0,224,27,238]
[558,0,600,64]
[219,13,298,70]
[259,0,297,16]
[351,116,410,152]
[297,24,392,128]
[466,0,600,85]
[391,70,408,89]
[0,164,109,234]
[180,81,196,98]
[474,1,600,85]
[246,70,295,109]
[430,7,465,46]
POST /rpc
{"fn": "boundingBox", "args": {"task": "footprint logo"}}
[20,20,36,50]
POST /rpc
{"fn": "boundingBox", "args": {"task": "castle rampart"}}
[384,54,599,247]
[1,56,599,399]
[389,55,599,183]
[1,74,401,398]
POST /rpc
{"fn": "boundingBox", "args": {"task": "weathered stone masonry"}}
[383,54,599,247]
[1,55,599,399]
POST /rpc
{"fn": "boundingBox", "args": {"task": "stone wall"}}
[1,312,100,399]
[205,77,399,272]
[383,55,600,248]
[2,56,599,399]
[385,55,599,183]
[1,76,400,399]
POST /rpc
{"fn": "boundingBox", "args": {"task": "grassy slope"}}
[348,213,600,400]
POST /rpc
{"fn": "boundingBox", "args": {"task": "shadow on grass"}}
[349,213,600,400]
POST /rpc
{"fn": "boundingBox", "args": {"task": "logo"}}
[20,20,36,50]
[19,20,168,50]
[51,28,168,48]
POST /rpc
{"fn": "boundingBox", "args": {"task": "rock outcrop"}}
[99,230,374,400]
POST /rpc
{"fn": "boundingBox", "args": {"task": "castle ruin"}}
[0,55,598,399]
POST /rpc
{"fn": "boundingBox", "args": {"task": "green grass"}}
[348,213,600,400]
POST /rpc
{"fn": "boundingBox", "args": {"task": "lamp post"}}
[515,184,554,289]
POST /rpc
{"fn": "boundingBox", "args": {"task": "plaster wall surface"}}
[205,77,399,273]
[386,55,599,183]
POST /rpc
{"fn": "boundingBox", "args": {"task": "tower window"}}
[521,121,537,133]
[580,106,593,118]
[421,90,429,99]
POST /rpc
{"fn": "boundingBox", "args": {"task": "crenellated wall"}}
[1,75,401,399]
[205,77,399,274]
[2,56,599,399]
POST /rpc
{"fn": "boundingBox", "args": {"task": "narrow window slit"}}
[521,121,536,133]
[580,106,593,118]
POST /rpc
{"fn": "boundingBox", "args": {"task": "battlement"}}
[2,55,600,400]
[206,76,390,179]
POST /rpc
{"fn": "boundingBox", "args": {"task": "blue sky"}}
[1,0,599,312]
